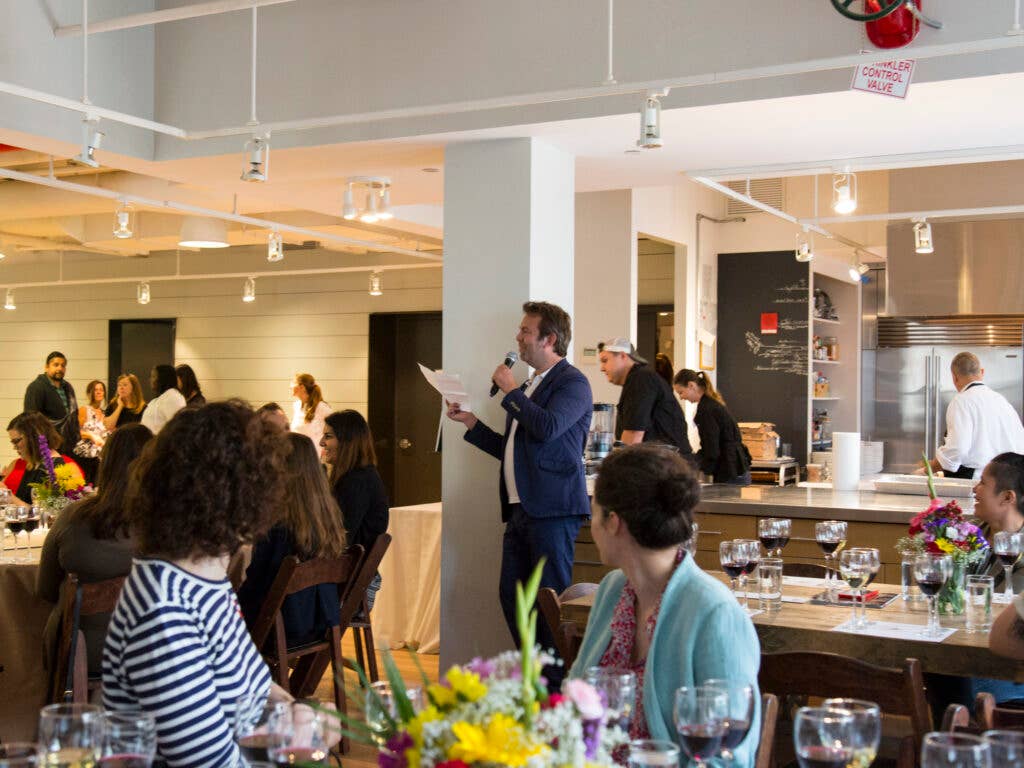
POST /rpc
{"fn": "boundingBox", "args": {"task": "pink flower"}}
[562,679,603,720]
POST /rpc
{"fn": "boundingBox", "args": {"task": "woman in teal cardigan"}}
[570,444,762,767]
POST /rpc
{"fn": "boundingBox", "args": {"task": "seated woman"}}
[238,431,349,648]
[974,452,1024,591]
[102,401,290,768]
[3,412,83,505]
[571,444,761,764]
[36,423,153,681]
[674,369,752,485]
[322,410,389,609]
[103,373,147,432]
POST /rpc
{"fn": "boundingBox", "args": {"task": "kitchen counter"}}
[696,484,974,524]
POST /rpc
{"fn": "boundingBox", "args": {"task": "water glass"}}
[758,558,783,613]
[983,730,1024,763]
[583,667,637,731]
[821,699,881,767]
[0,743,42,768]
[626,739,679,768]
[793,706,855,768]
[901,551,922,602]
[38,703,104,767]
[921,732,991,767]
[102,710,157,767]
[672,685,728,768]
[966,574,994,634]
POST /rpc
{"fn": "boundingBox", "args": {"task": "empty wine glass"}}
[583,667,637,732]
[0,743,42,768]
[673,685,728,768]
[719,540,748,605]
[992,531,1023,601]
[102,710,157,767]
[365,682,423,747]
[921,732,991,767]
[983,730,1024,763]
[822,699,881,768]
[38,703,104,767]
[815,520,847,596]
[914,553,953,638]
[735,539,761,613]
[703,679,754,766]
[793,706,855,768]
[839,550,874,629]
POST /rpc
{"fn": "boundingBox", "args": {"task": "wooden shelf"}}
[813,317,841,325]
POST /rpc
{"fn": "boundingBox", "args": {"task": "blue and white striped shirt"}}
[102,558,271,768]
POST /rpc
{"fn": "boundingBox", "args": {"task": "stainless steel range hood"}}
[886,219,1024,316]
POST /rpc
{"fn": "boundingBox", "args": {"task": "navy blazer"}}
[465,358,593,522]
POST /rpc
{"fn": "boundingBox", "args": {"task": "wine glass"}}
[672,685,728,768]
[848,547,881,588]
[101,710,157,767]
[914,553,954,638]
[683,522,699,559]
[0,743,42,768]
[235,695,290,764]
[839,550,873,630]
[626,739,680,768]
[24,507,40,552]
[758,518,782,557]
[583,667,637,732]
[822,699,881,767]
[793,706,855,768]
[775,518,792,556]
[703,679,754,766]
[992,531,1023,601]
[719,541,748,605]
[38,703,104,767]
[815,520,847,596]
[5,508,25,563]
[735,539,761,613]
[983,730,1024,763]
[921,732,991,767]
[268,702,330,767]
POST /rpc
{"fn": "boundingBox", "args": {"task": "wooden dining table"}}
[562,571,1024,683]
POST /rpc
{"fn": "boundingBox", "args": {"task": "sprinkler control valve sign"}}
[851,59,915,99]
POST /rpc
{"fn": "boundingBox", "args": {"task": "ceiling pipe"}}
[54,0,297,38]
[0,166,442,261]
[3,34,1022,143]
[807,203,1024,225]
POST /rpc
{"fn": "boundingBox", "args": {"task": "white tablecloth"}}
[372,502,442,654]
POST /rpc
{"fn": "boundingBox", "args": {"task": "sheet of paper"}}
[831,618,956,643]
[418,363,473,412]
[736,591,810,604]
[783,575,831,588]
[992,592,1013,605]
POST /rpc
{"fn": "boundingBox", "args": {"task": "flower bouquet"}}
[28,435,91,516]
[336,560,622,768]
[896,454,989,614]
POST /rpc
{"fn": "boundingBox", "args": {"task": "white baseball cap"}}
[597,337,648,364]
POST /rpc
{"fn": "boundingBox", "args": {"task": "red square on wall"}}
[761,312,778,335]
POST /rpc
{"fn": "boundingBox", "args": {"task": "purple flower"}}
[465,656,496,679]
[378,732,414,768]
[38,435,56,484]
[581,717,602,760]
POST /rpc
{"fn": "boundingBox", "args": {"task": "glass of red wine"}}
[735,539,761,614]
[673,685,728,768]
[0,742,43,768]
[914,553,954,638]
[814,520,847,598]
[269,702,330,766]
[993,531,1023,602]
[793,706,855,768]
[583,667,637,733]
[703,679,754,766]
[100,710,156,767]
[758,518,791,558]
[235,695,290,764]
[719,541,748,605]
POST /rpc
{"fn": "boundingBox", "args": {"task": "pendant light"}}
[832,171,858,215]
[913,219,934,254]
[4,288,14,310]
[368,271,383,296]
[795,231,814,262]
[267,231,284,262]
[136,282,151,305]
[113,201,133,239]
[242,276,256,303]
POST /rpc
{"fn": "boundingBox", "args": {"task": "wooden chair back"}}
[975,691,1024,731]
[754,693,779,768]
[781,562,829,579]
[52,573,126,703]
[340,533,393,685]
[759,651,931,766]
[538,583,597,671]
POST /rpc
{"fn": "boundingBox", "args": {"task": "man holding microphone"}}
[446,301,592,660]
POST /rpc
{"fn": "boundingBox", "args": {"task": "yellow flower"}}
[428,682,457,710]
[445,667,487,703]
[406,706,441,747]
[54,463,84,492]
[449,714,548,767]
[936,539,956,554]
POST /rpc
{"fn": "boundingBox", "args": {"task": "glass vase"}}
[937,557,967,615]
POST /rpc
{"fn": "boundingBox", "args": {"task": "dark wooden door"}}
[108,319,176,398]
[369,312,442,506]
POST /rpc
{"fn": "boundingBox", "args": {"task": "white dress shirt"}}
[936,382,1024,478]
[503,369,549,505]
[140,388,187,435]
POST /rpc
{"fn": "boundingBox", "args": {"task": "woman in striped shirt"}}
[103,400,291,768]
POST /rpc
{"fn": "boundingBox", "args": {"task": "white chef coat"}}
[291,399,332,458]
[141,388,187,435]
[935,381,1024,479]
[503,369,549,505]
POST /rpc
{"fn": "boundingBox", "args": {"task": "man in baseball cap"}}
[598,337,691,455]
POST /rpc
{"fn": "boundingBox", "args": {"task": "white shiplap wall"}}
[0,266,442,467]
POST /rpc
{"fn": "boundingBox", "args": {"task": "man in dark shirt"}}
[24,351,79,451]
[598,337,691,455]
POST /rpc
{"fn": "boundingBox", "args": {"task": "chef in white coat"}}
[923,352,1024,480]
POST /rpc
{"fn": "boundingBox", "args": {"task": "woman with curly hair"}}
[3,412,83,505]
[102,401,291,767]
[290,372,331,457]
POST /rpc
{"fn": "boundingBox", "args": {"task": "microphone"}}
[490,351,519,397]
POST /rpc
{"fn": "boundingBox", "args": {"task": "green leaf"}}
[383,651,417,723]
[922,451,937,500]
[405,647,432,692]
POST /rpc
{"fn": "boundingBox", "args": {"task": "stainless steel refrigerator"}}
[872,325,1024,474]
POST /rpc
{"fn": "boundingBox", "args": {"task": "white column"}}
[441,138,575,669]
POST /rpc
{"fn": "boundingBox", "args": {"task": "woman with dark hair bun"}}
[674,368,751,485]
[175,363,206,408]
[321,409,389,608]
[570,444,760,761]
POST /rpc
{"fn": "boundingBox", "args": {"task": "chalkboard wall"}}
[717,251,809,464]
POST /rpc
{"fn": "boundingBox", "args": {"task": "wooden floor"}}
[313,635,440,768]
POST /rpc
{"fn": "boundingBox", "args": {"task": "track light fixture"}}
[113,201,133,239]
[241,135,270,182]
[848,259,870,282]
[795,230,814,262]
[343,177,392,224]
[913,218,934,254]
[832,171,858,214]
[75,117,104,168]
[136,281,151,305]
[368,271,383,296]
[637,89,669,150]
[4,288,15,311]
[242,276,256,303]
[267,231,284,262]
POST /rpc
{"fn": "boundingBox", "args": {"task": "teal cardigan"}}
[570,555,762,767]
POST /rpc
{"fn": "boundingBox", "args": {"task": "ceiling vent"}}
[723,178,785,216]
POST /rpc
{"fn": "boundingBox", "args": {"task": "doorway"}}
[637,236,677,372]
[368,312,442,506]
[108,319,176,399]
